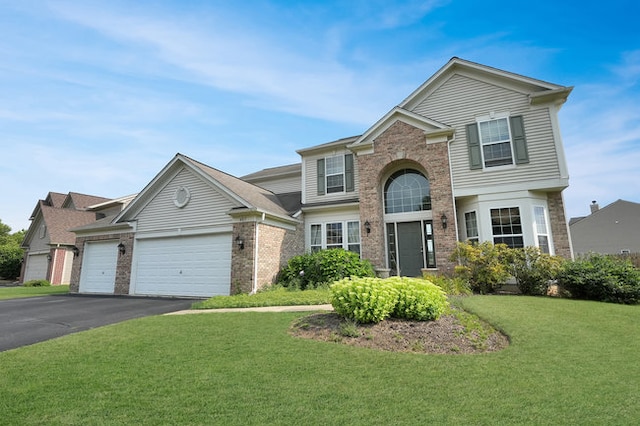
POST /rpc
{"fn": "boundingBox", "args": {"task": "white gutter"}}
[447,135,460,242]
[251,212,267,294]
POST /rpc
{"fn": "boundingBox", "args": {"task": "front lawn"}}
[1,296,638,424]
[0,284,69,300]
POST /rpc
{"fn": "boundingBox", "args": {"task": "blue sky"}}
[1,0,639,232]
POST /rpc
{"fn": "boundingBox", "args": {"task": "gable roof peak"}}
[400,57,571,111]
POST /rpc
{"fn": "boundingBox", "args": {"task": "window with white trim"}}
[491,207,524,248]
[533,206,550,254]
[464,211,479,243]
[325,156,344,193]
[310,224,322,253]
[479,118,514,167]
[309,221,361,254]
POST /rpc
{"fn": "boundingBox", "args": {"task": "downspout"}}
[447,135,460,242]
[251,212,266,295]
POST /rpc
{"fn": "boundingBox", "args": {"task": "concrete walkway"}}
[165,304,334,315]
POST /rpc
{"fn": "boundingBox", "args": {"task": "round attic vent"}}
[173,186,191,208]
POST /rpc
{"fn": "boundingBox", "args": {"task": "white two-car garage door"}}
[79,241,118,294]
[132,234,232,298]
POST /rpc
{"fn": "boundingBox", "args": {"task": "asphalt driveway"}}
[0,294,195,352]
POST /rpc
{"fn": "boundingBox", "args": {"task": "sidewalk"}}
[165,304,334,315]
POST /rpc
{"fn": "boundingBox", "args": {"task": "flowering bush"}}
[330,276,449,324]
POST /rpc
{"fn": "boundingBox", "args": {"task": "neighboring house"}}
[20,192,114,284]
[570,200,640,255]
[70,57,574,297]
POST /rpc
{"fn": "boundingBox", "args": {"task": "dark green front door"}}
[396,222,423,276]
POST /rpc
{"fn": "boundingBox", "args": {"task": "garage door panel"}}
[133,234,231,297]
[24,254,49,282]
[79,241,118,294]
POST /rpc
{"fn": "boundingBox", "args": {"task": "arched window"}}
[384,170,431,214]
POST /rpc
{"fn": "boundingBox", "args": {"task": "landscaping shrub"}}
[449,241,510,294]
[556,253,640,304]
[330,276,449,324]
[427,274,472,296]
[277,249,375,290]
[389,277,449,321]
[503,246,564,296]
[0,244,23,280]
[330,277,398,323]
[23,279,51,287]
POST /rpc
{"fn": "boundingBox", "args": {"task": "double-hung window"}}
[309,221,361,254]
[466,114,529,170]
[479,118,513,167]
[316,154,355,195]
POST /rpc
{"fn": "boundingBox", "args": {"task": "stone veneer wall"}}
[70,232,134,295]
[357,120,457,274]
[547,191,573,259]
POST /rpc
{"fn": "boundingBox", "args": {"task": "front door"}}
[387,221,435,276]
[396,222,423,276]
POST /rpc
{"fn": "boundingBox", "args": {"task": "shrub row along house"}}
[23,57,574,297]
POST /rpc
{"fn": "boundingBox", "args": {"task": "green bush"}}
[449,241,511,294]
[556,254,640,304]
[277,249,375,290]
[330,276,449,324]
[0,245,23,280]
[23,279,51,287]
[503,246,564,296]
[389,277,449,321]
[427,274,472,296]
[330,277,398,323]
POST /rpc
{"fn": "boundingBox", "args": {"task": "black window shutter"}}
[510,115,529,164]
[466,123,482,169]
[345,154,354,192]
[317,158,325,195]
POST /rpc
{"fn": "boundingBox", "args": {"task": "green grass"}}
[1,296,639,424]
[0,284,69,300]
[192,286,331,309]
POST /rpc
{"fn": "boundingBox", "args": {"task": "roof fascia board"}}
[400,57,565,111]
[114,154,249,224]
[348,107,452,150]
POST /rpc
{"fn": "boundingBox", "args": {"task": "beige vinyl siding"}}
[135,167,237,233]
[27,216,50,251]
[251,176,301,194]
[412,74,561,191]
[303,150,360,205]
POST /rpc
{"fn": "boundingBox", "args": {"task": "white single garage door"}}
[132,234,231,297]
[23,253,49,282]
[79,241,118,294]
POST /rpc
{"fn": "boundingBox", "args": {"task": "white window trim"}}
[325,155,345,194]
[464,210,479,243]
[308,220,361,254]
[476,112,516,170]
[532,205,554,255]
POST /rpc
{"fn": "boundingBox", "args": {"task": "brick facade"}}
[230,220,304,294]
[547,191,573,259]
[70,232,134,295]
[357,120,457,274]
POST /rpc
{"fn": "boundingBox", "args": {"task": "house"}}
[20,192,115,284]
[570,200,640,255]
[70,57,573,297]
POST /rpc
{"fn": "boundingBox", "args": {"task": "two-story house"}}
[70,57,573,297]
